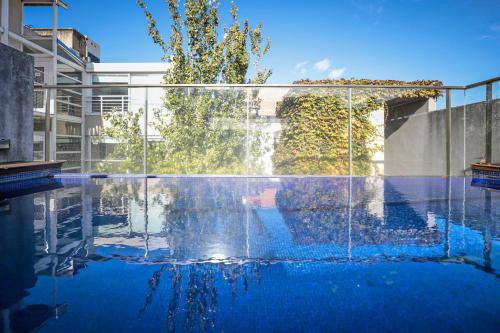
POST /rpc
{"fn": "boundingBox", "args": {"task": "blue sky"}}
[24,0,500,85]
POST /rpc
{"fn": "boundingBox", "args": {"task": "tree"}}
[97,107,145,174]
[133,0,272,174]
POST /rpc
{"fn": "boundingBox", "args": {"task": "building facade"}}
[0,0,169,172]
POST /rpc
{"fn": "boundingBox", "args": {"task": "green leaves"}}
[126,1,272,174]
[137,0,272,84]
[273,91,381,175]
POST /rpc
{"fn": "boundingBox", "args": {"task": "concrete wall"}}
[0,43,34,163]
[385,99,446,176]
[385,97,500,176]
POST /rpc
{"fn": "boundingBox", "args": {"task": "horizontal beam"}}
[34,83,466,90]
[465,76,500,90]
[22,0,68,10]
[8,31,84,72]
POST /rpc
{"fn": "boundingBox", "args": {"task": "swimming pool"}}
[1,176,499,332]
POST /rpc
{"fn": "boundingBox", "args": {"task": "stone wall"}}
[0,43,34,163]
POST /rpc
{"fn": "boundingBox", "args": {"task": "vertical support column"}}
[144,178,149,257]
[445,89,451,176]
[52,2,58,81]
[348,88,353,176]
[347,176,352,259]
[45,88,51,161]
[143,87,148,174]
[245,88,250,176]
[0,0,9,45]
[347,87,353,257]
[81,72,92,173]
[80,87,86,172]
[463,89,467,174]
[485,83,493,163]
[50,2,58,161]
[444,178,451,257]
[81,185,93,253]
[49,87,57,160]
[48,194,58,254]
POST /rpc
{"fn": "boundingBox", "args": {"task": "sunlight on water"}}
[0,176,499,332]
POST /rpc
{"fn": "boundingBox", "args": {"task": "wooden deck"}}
[0,161,64,175]
[471,163,500,172]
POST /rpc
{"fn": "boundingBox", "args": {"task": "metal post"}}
[143,87,148,174]
[445,89,451,176]
[50,3,58,161]
[463,90,467,174]
[44,89,51,161]
[245,88,250,176]
[444,178,451,257]
[52,3,58,82]
[485,83,493,163]
[347,88,353,258]
[347,176,352,259]
[81,88,86,172]
[348,88,353,176]
[144,178,149,258]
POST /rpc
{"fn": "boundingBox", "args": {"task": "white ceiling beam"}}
[8,31,84,71]
[1,0,9,45]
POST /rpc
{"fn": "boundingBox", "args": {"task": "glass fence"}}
[33,80,500,176]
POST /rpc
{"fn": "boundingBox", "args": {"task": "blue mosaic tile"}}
[0,168,61,184]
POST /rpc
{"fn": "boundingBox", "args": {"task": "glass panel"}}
[33,115,46,161]
[464,85,486,170]
[34,68,45,110]
[492,81,500,164]
[57,88,82,118]
[450,89,466,176]
[356,87,447,176]
[33,86,47,161]
[35,83,498,176]
[56,119,82,172]
[146,87,247,175]
[249,87,349,175]
[87,87,145,174]
[54,86,83,172]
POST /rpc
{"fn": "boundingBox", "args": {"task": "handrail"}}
[31,75,500,90]
[33,77,500,90]
[464,76,500,89]
[34,83,466,89]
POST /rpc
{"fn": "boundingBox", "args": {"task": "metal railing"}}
[91,95,129,114]
[33,76,500,176]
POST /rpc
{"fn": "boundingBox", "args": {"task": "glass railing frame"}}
[33,76,500,176]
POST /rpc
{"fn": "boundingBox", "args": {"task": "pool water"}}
[1,177,499,332]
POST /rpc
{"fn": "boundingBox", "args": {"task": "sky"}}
[24,0,500,85]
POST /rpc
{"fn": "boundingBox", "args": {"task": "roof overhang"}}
[22,0,68,9]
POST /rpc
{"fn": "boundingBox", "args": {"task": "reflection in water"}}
[0,177,499,332]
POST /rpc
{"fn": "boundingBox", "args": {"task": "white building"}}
[0,0,169,172]
[84,62,170,171]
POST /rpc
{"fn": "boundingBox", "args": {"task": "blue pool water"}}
[0,176,499,332]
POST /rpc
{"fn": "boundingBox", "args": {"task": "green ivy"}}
[273,79,443,175]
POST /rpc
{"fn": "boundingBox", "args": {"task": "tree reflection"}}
[137,263,261,333]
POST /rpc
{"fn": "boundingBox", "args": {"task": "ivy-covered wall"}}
[273,79,442,175]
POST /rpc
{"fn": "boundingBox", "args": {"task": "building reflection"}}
[0,176,498,332]
[0,179,66,333]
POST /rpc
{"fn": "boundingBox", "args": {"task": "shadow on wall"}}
[0,43,34,164]
[385,96,500,176]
